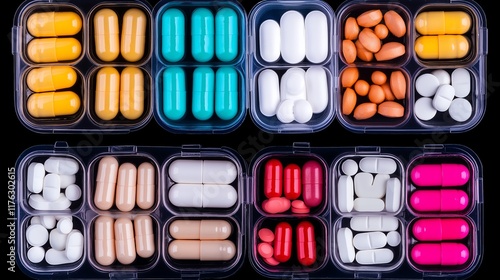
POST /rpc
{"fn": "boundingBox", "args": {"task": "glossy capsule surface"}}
[27,66,78,93]
[94,8,120,62]
[27,37,81,63]
[415,35,469,60]
[191,8,214,62]
[27,11,82,37]
[161,8,185,62]
[121,8,147,62]
[120,67,145,120]
[95,67,120,121]
[162,67,186,120]
[27,91,80,118]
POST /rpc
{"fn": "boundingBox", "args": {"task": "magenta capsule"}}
[411,242,469,266]
[284,163,301,200]
[410,189,468,212]
[264,159,282,198]
[412,218,470,241]
[410,163,469,187]
[273,222,292,263]
[302,160,323,208]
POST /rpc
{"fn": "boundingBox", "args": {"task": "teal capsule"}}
[191,8,214,62]
[192,67,214,120]
[161,8,185,62]
[215,8,239,62]
[215,67,238,120]
[163,67,186,120]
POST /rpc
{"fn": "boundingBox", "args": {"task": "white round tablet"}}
[27,246,45,263]
[57,217,73,234]
[415,73,440,97]
[65,184,82,201]
[276,99,295,123]
[386,231,401,247]
[448,98,472,122]
[414,97,437,121]
[341,159,358,176]
[431,69,451,85]
[26,224,49,247]
[293,99,313,123]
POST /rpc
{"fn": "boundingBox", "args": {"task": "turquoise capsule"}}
[215,67,238,120]
[163,67,186,120]
[161,8,185,62]
[215,8,239,62]
[191,8,214,62]
[192,67,214,120]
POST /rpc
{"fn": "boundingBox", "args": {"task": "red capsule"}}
[273,222,292,263]
[264,159,283,198]
[296,220,316,266]
[302,160,323,208]
[284,163,301,200]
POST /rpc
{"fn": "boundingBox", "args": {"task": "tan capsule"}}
[356,9,383,27]
[94,8,120,62]
[368,84,385,104]
[354,79,370,96]
[342,88,357,115]
[341,67,359,88]
[134,215,155,258]
[121,8,147,62]
[378,101,404,118]
[94,156,119,210]
[355,39,373,61]
[358,28,381,53]
[344,17,360,40]
[342,39,357,64]
[115,162,137,212]
[95,66,120,121]
[136,162,155,210]
[114,217,136,265]
[383,11,406,38]
[120,67,144,120]
[94,216,116,266]
[168,240,236,261]
[27,37,81,63]
[169,219,232,240]
[353,102,377,120]
[374,42,406,61]
[390,70,406,99]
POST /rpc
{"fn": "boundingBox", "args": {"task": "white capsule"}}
[385,178,401,212]
[293,99,313,123]
[168,159,237,185]
[28,193,71,211]
[49,228,68,250]
[451,68,471,98]
[276,99,295,123]
[281,67,307,101]
[353,231,387,250]
[337,175,354,213]
[26,224,48,247]
[258,69,280,117]
[354,173,388,199]
[431,69,450,85]
[280,10,306,64]
[359,157,397,174]
[432,84,455,112]
[305,11,328,63]
[341,159,358,176]
[259,19,281,62]
[353,197,385,212]
[305,66,329,113]
[65,229,84,261]
[65,184,82,202]
[27,162,45,193]
[202,184,238,208]
[350,216,399,232]
[44,156,79,175]
[43,174,61,202]
[448,98,472,122]
[355,248,394,264]
[27,246,45,263]
[337,227,355,263]
[169,183,237,208]
[415,73,440,97]
[414,97,437,121]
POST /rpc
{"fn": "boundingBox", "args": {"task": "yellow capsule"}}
[415,11,471,35]
[27,66,77,93]
[27,11,82,37]
[94,8,120,62]
[95,67,120,121]
[27,37,81,63]
[120,67,144,120]
[27,91,80,118]
[121,8,147,62]
[414,35,469,60]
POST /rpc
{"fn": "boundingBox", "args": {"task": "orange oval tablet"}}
[374,42,406,61]
[353,102,377,120]
[342,87,357,115]
[368,84,385,104]
[371,70,387,85]
[356,9,383,27]
[342,40,357,64]
[344,17,359,40]
[381,83,395,101]
[358,28,381,53]
[378,101,404,118]
[383,11,406,38]
[341,67,359,88]
[354,79,369,96]
[390,70,406,99]
[374,24,389,39]
[355,40,373,61]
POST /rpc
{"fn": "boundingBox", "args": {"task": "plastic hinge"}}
[10,26,18,56]
[290,272,309,280]
[354,271,381,279]
[292,142,311,154]
[109,145,138,154]
[180,144,202,157]
[108,272,138,280]
[180,272,201,280]
[354,146,381,154]
[422,144,445,153]
[481,26,488,56]
[53,141,69,151]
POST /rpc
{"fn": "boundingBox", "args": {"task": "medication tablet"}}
[43,173,61,202]
[350,216,399,232]
[415,73,440,97]
[259,19,280,63]
[451,68,471,98]
[49,229,68,250]
[385,177,401,212]
[353,197,385,212]
[65,184,82,201]
[65,230,84,261]
[337,175,354,212]
[432,84,455,112]
[431,69,451,85]
[280,10,306,64]
[305,11,328,63]
[258,69,280,117]
[341,159,358,176]
[258,228,275,243]
[353,231,387,250]
[359,157,397,174]
[293,99,313,123]
[305,66,329,114]
[337,227,355,263]
[26,224,49,247]
[27,162,45,193]
[281,67,307,101]
[448,98,472,122]
[354,173,388,199]
[276,99,295,123]
[44,156,79,175]
[45,248,72,265]
[57,217,73,234]
[27,246,45,264]
[386,231,401,247]
[414,97,437,121]
[356,248,394,264]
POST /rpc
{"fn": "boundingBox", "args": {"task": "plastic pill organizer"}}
[14,142,483,279]
[11,0,488,134]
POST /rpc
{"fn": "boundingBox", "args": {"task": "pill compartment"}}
[152,0,247,133]
[247,0,336,133]
[13,0,155,133]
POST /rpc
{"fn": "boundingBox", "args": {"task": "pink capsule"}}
[412,218,470,241]
[411,242,469,266]
[302,160,323,208]
[410,163,469,187]
[410,189,468,212]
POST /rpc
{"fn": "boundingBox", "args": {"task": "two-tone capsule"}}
[27,11,82,37]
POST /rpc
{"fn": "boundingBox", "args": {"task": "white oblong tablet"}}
[350,216,399,232]
[259,19,281,62]
[451,68,471,98]
[40,215,56,229]
[355,173,388,199]
[305,66,329,113]
[202,184,237,208]
[293,99,313,123]
[65,184,82,201]
[65,229,84,261]
[43,173,61,202]
[386,231,401,247]
[353,231,387,250]
[44,156,79,175]
[258,69,280,117]
[432,84,455,112]
[27,246,45,263]
[353,198,385,212]
[337,227,355,263]
[59,174,76,189]
[276,99,295,123]
[281,67,307,101]
[26,224,49,247]
[355,248,394,264]
[448,98,472,122]
[49,228,68,250]
[337,175,354,212]
[27,162,45,193]
[45,248,72,265]
[280,10,306,64]
[431,69,451,85]
[415,73,440,97]
[359,157,397,175]
[305,10,328,63]
[341,159,358,176]
[414,97,437,121]
[385,178,401,212]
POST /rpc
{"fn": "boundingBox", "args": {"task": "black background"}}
[2,0,497,279]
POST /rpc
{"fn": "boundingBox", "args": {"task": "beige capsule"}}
[169,219,232,240]
[136,162,155,210]
[115,162,137,212]
[94,156,119,211]
[114,217,136,265]
[134,215,155,258]
[94,216,116,266]
[168,240,236,261]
